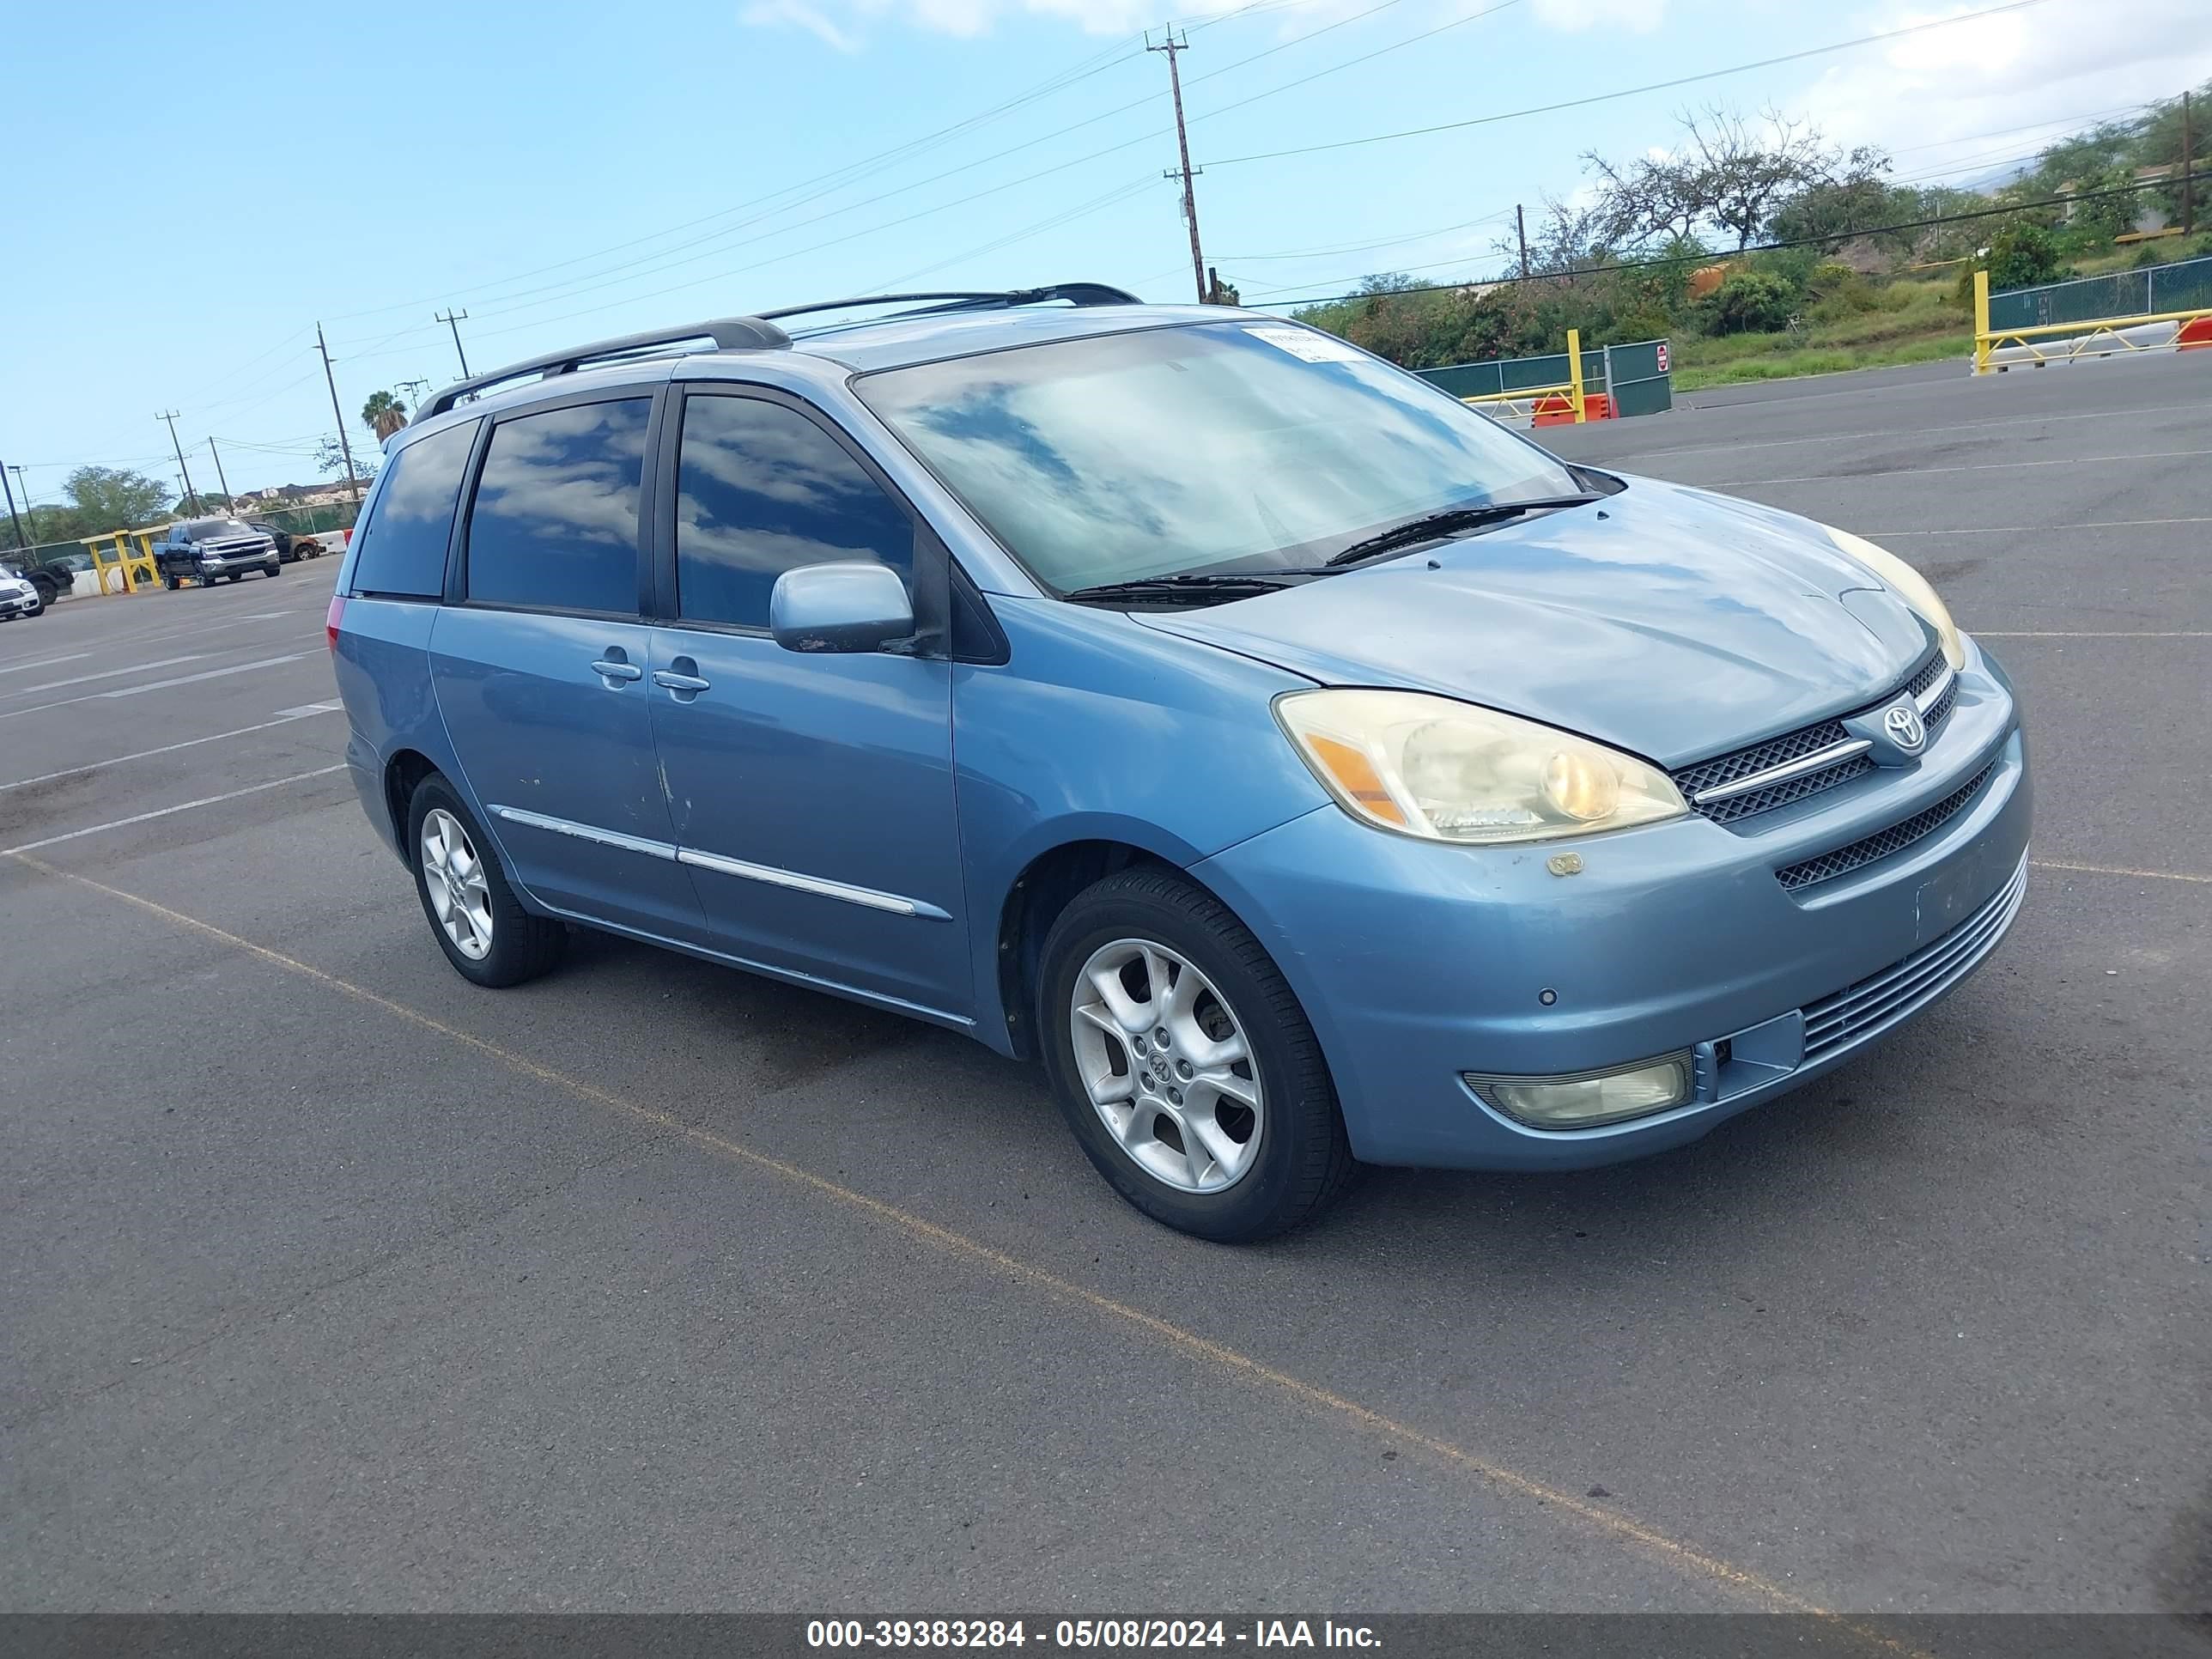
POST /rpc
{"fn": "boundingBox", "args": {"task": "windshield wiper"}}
[1061,572,1296,606]
[1322,495,1601,568]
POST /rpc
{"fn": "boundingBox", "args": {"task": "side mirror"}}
[769,562,915,654]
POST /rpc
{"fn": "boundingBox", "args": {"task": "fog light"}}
[1465,1051,1693,1128]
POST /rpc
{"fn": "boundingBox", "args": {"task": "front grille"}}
[1802,854,2027,1061]
[1674,650,1958,827]
[1775,762,1995,892]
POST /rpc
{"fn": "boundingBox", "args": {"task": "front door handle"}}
[652,665,712,702]
[591,657,643,684]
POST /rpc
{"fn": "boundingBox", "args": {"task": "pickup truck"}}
[153,519,283,588]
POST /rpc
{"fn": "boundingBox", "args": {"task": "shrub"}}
[1957,223,2073,301]
[1694,270,1798,335]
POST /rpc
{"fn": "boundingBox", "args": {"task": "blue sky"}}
[6,0,2205,505]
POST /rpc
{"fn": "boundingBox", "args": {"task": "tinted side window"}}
[675,396,914,629]
[465,398,650,614]
[349,419,479,599]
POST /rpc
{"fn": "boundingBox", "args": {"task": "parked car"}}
[0,564,46,620]
[328,289,2031,1242]
[6,549,87,607]
[154,519,282,587]
[249,520,326,562]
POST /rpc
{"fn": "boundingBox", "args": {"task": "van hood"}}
[1132,477,1933,768]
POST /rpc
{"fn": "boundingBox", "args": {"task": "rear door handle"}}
[591,658,643,684]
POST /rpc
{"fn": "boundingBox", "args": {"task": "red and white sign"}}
[1656,342,1670,373]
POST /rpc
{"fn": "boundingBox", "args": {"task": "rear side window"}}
[674,396,914,629]
[465,398,650,615]
[349,420,478,599]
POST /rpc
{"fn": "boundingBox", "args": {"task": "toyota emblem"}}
[1883,702,1927,753]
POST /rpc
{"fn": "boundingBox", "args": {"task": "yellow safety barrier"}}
[1973,268,2212,374]
[85,532,160,595]
[1457,328,1589,424]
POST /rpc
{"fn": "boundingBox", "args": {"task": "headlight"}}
[1275,689,1687,844]
[1826,526,1966,672]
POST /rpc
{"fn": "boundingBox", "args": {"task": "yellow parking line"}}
[2032,859,2212,885]
[7,848,1921,1656]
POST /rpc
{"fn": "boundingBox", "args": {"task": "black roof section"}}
[759,283,1139,324]
[413,284,1142,423]
[416,318,791,422]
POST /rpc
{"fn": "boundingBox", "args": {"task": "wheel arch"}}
[994,836,1255,1061]
[382,749,441,865]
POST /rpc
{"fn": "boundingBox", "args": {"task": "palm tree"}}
[360,391,409,442]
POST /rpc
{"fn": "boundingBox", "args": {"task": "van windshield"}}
[855,319,1578,592]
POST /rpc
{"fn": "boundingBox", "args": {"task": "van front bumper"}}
[1194,664,2031,1170]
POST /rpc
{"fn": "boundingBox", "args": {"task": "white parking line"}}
[0,703,344,793]
[1874,518,2212,536]
[0,653,203,698]
[2033,859,2212,886]
[95,653,316,699]
[1721,447,2212,487]
[0,764,348,856]
[0,652,92,677]
[1972,631,2212,638]
[0,653,318,722]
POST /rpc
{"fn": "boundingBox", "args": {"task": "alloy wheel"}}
[421,807,494,961]
[1068,938,1264,1193]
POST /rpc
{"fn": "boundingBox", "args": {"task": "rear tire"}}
[405,776,567,988]
[165,572,179,591]
[1037,867,1354,1242]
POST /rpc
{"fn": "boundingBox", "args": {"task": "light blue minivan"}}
[330,286,2030,1240]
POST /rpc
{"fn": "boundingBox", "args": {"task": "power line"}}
[327,0,1443,352]
[1201,0,2060,170]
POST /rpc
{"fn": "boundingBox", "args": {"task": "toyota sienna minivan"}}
[329,286,2030,1241]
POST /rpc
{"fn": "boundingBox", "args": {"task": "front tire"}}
[406,777,566,988]
[1037,868,1353,1242]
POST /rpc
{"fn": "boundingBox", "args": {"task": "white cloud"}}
[1796,0,2212,183]
[741,0,867,51]
[1531,0,1667,32]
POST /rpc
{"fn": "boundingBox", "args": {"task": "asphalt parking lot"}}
[3,355,2206,1632]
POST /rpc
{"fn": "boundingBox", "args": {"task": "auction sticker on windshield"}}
[1244,325,1366,363]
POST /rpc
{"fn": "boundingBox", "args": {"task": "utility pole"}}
[434,308,472,378]
[206,436,234,505]
[1148,30,1207,305]
[9,465,35,542]
[1516,204,1531,279]
[398,377,433,410]
[0,459,27,550]
[2183,90,2195,238]
[157,410,198,510]
[316,323,363,506]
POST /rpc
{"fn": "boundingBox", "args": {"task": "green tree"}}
[360,390,409,441]
[61,465,172,533]
[315,437,377,483]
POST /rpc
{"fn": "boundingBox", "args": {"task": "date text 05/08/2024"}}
[806,1620,1382,1649]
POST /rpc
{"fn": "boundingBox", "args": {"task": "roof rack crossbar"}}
[416,316,792,422]
[759,283,1141,325]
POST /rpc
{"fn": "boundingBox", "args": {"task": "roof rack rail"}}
[416,316,791,422]
[759,283,1141,325]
